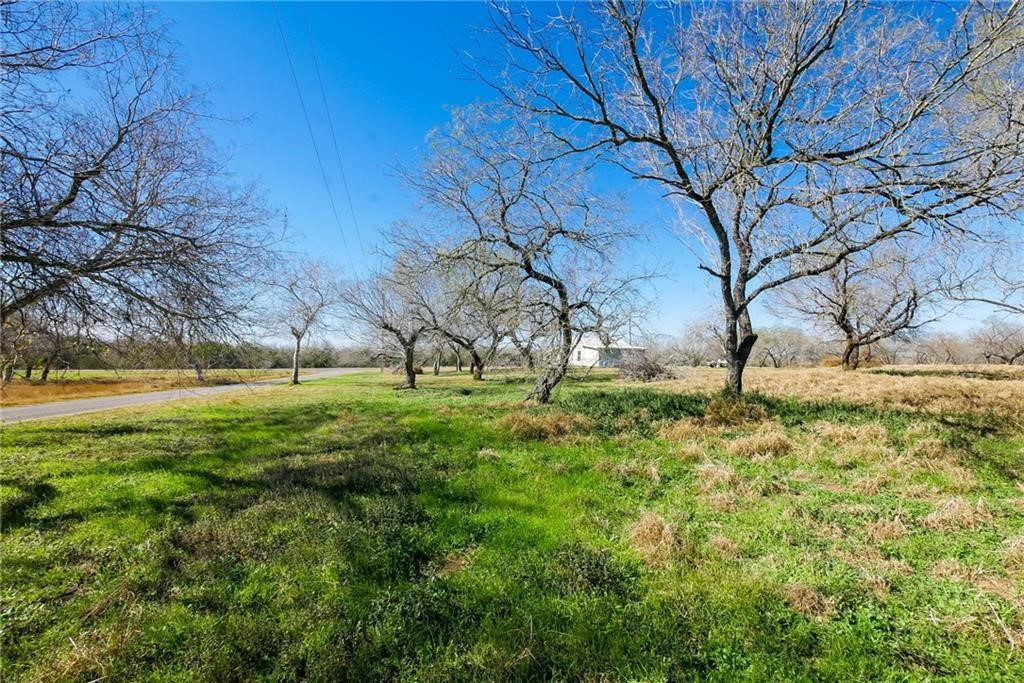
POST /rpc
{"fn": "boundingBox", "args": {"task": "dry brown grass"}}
[865,516,909,542]
[0,368,296,406]
[726,425,793,461]
[1002,536,1024,575]
[593,459,661,485]
[497,411,594,440]
[477,448,501,460]
[812,420,890,445]
[695,459,737,494]
[782,584,835,619]
[657,417,719,442]
[923,497,991,531]
[709,534,740,559]
[654,365,1024,417]
[628,512,677,566]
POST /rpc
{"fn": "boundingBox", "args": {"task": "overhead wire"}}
[270,0,357,273]
[300,2,367,260]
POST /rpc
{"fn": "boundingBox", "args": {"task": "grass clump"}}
[782,584,835,620]
[627,512,677,566]
[726,425,793,460]
[497,410,593,440]
[923,497,990,531]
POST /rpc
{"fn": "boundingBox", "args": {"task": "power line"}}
[271,0,357,273]
[300,2,367,260]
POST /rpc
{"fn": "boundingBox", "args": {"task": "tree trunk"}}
[291,334,302,384]
[2,361,15,385]
[24,361,33,380]
[194,363,205,382]
[723,309,757,397]
[433,349,441,375]
[842,340,861,370]
[401,343,417,389]
[39,353,56,382]
[451,344,463,373]
[528,304,572,403]
[470,348,484,380]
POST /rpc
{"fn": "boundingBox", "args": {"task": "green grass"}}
[2,372,1023,681]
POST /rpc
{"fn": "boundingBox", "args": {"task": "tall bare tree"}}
[2,1,273,340]
[340,268,430,390]
[774,246,942,369]
[486,0,1024,394]
[971,316,1024,365]
[402,105,641,402]
[272,260,343,384]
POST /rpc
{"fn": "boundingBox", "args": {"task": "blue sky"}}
[155,1,989,336]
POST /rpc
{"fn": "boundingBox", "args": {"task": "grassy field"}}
[2,367,1023,681]
[0,369,313,407]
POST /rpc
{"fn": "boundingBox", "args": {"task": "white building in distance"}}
[569,335,646,368]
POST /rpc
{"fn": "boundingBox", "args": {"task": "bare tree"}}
[970,317,1024,365]
[943,241,1024,318]
[755,326,816,368]
[2,1,273,341]
[774,246,942,369]
[340,268,430,390]
[401,105,641,403]
[271,260,343,384]
[400,251,517,380]
[486,0,1024,394]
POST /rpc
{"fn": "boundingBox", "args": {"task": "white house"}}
[569,335,646,368]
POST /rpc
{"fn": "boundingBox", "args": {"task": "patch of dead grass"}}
[628,512,677,566]
[782,584,835,620]
[593,459,661,486]
[655,365,1024,417]
[812,421,890,446]
[923,497,990,531]
[709,534,740,559]
[726,425,793,461]
[497,411,594,440]
[865,516,908,542]
[695,459,737,494]
[1001,536,1024,575]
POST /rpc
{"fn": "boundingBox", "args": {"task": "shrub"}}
[619,354,674,382]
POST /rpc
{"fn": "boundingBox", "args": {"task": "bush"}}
[619,354,674,381]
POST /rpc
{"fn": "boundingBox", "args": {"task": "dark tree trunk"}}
[39,353,56,382]
[724,309,757,397]
[401,343,417,389]
[842,340,861,370]
[24,361,33,380]
[528,302,572,403]
[470,348,484,380]
[433,349,441,375]
[291,334,302,384]
[2,361,15,384]
[194,363,205,382]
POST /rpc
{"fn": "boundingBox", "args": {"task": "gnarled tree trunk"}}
[401,343,417,389]
[291,333,302,384]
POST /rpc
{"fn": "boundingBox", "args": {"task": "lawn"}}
[0,368,313,407]
[2,368,1023,681]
